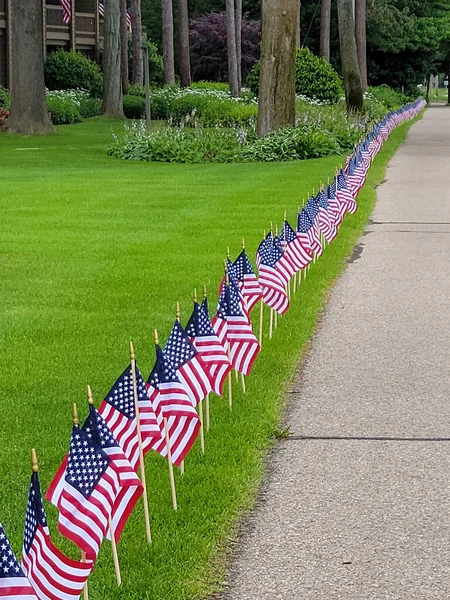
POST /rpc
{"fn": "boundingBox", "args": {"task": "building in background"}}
[0,0,104,88]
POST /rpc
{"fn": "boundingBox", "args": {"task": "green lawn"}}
[0,116,418,599]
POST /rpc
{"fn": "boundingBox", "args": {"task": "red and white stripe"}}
[240,273,263,312]
[0,577,38,600]
[256,262,290,315]
[22,526,93,600]
[318,206,337,243]
[175,355,213,407]
[191,335,231,397]
[212,314,260,376]
[58,0,71,24]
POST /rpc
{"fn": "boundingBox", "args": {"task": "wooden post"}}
[225,273,232,409]
[129,343,152,544]
[108,515,122,586]
[176,303,186,476]
[155,329,178,510]
[81,552,89,600]
[205,393,210,431]
[269,308,274,339]
[259,300,264,347]
[198,398,205,453]
[240,372,246,393]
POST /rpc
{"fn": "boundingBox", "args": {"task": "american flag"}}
[22,472,93,600]
[327,180,342,227]
[280,220,313,270]
[272,233,296,284]
[147,345,200,466]
[212,280,260,375]
[304,199,323,256]
[47,405,143,545]
[345,157,365,200]
[316,189,337,242]
[0,523,37,599]
[256,237,289,315]
[98,3,132,30]
[164,320,213,406]
[97,365,163,469]
[335,170,357,219]
[58,0,71,24]
[55,426,124,561]
[185,301,232,397]
[297,209,320,257]
[222,258,250,320]
[233,250,262,312]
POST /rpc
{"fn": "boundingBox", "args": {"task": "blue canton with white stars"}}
[23,472,48,554]
[201,297,210,320]
[305,198,319,221]
[328,181,336,199]
[0,524,24,578]
[164,321,198,370]
[271,236,284,263]
[149,346,180,387]
[185,303,215,338]
[233,250,255,280]
[317,190,329,210]
[65,427,110,500]
[83,405,119,449]
[104,366,136,420]
[281,221,296,244]
[337,171,348,190]
[217,281,243,318]
[257,238,276,268]
[297,209,313,233]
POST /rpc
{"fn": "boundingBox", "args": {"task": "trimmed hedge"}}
[44,50,103,98]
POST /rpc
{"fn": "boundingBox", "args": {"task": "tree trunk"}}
[355,0,367,91]
[296,0,301,48]
[226,0,239,97]
[162,0,175,84]
[319,0,331,61]
[120,0,129,94]
[257,0,297,138]
[103,0,125,117]
[130,0,143,85]
[178,0,191,87]
[4,0,54,134]
[235,0,242,92]
[337,0,363,112]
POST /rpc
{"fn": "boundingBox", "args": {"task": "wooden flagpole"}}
[108,515,122,586]
[259,300,264,347]
[193,288,205,452]
[203,285,211,432]
[154,329,178,511]
[224,273,233,409]
[129,344,152,544]
[269,308,274,339]
[175,303,186,476]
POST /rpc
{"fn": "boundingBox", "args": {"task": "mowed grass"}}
[0,116,418,599]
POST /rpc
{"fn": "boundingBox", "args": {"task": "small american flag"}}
[297,209,319,257]
[280,220,313,270]
[256,237,289,315]
[345,156,365,200]
[0,524,37,599]
[213,279,260,375]
[327,180,342,227]
[22,472,93,599]
[99,3,132,31]
[185,301,232,397]
[271,233,296,284]
[316,190,337,242]
[164,320,213,406]
[47,405,143,545]
[147,345,200,466]
[233,250,262,312]
[336,170,357,217]
[58,0,71,24]
[55,426,124,561]
[304,199,323,256]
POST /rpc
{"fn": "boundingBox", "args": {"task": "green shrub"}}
[127,83,146,97]
[108,124,242,163]
[241,126,341,161]
[78,96,102,118]
[363,92,389,120]
[368,85,407,110]
[46,95,82,125]
[246,48,344,105]
[45,50,103,98]
[123,94,146,119]
[0,85,10,109]
[191,81,230,91]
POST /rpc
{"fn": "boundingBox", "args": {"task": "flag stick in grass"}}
[259,300,264,347]
[202,285,211,432]
[129,342,152,544]
[176,302,188,472]
[154,328,178,511]
[192,289,206,452]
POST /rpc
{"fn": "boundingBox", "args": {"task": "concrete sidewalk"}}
[223,106,450,599]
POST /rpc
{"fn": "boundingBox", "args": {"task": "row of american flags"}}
[58,0,132,29]
[0,98,425,600]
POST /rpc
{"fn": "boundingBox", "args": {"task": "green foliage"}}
[44,50,103,98]
[246,48,343,104]
[0,85,11,109]
[78,96,102,119]
[46,95,82,125]
[368,85,408,109]
[108,123,243,162]
[241,126,341,161]
[363,92,390,121]
[143,39,164,86]
[127,83,146,97]
[191,81,230,91]
[123,94,146,119]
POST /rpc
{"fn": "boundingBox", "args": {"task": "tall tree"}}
[130,0,144,85]
[226,0,239,96]
[103,0,125,117]
[296,0,301,48]
[178,0,192,86]
[120,0,129,94]
[355,0,367,90]
[257,0,297,138]
[320,0,331,61]
[235,0,243,91]
[4,0,54,134]
[162,0,176,84]
[337,0,363,111]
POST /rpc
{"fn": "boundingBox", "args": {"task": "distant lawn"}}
[0,116,418,599]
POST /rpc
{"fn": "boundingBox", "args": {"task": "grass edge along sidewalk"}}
[0,112,422,600]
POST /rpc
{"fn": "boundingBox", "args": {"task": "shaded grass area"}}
[0,116,418,599]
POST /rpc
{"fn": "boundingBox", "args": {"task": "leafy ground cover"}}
[0,115,419,599]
